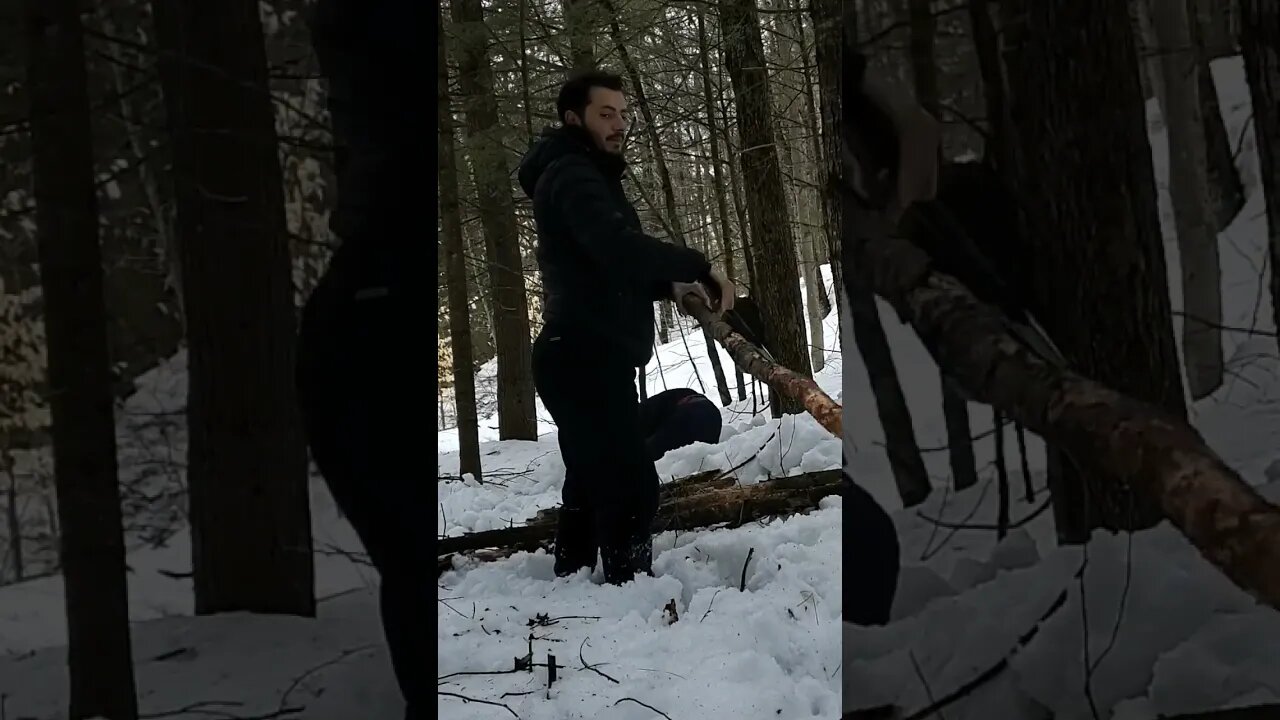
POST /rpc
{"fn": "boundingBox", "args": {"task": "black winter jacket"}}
[518,126,713,366]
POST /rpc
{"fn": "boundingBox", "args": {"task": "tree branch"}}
[852,227,1280,610]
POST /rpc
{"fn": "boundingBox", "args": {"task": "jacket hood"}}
[517,125,625,200]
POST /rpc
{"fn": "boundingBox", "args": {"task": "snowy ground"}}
[0,56,1276,720]
[437,267,845,720]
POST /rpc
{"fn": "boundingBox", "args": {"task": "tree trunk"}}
[518,0,535,138]
[968,0,1011,170]
[790,0,835,301]
[797,60,831,355]
[1238,0,1280,352]
[2,447,20,581]
[811,0,845,324]
[942,379,979,490]
[1016,423,1035,502]
[452,0,538,441]
[1185,2,1249,230]
[908,0,980,490]
[994,412,1010,540]
[907,0,939,115]
[1199,61,1247,231]
[846,280,933,506]
[658,300,673,344]
[563,0,598,72]
[725,123,756,290]
[466,220,497,367]
[720,0,813,416]
[851,227,1280,610]
[439,5,483,481]
[1003,0,1186,538]
[800,216,827,372]
[1139,0,1245,232]
[152,0,315,615]
[22,0,139,714]
[697,11,748,403]
[1134,0,1165,105]
[696,128,748,401]
[697,11,740,291]
[769,3,826,373]
[1194,0,1237,58]
[1154,0,1224,400]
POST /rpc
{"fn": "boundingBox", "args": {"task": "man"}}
[640,388,723,462]
[295,0,424,717]
[517,71,734,585]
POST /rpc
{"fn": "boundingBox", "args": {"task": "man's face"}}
[567,87,629,155]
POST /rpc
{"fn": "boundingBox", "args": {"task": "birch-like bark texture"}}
[684,294,842,438]
[854,229,1280,610]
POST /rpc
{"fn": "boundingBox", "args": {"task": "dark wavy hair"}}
[556,70,625,124]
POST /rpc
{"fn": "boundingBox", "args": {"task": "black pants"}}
[842,472,900,626]
[532,329,660,584]
[296,272,426,717]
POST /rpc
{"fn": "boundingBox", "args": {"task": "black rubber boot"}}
[596,512,655,584]
[597,510,638,584]
[629,528,654,578]
[553,506,598,576]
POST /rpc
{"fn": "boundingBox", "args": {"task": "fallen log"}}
[852,229,1280,610]
[529,469,737,525]
[655,469,842,532]
[681,295,843,438]
[437,469,842,558]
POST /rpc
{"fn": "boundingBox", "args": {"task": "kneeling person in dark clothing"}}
[518,71,734,586]
[640,388,723,462]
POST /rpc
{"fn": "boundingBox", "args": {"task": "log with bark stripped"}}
[853,230,1280,610]
[681,294,844,437]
